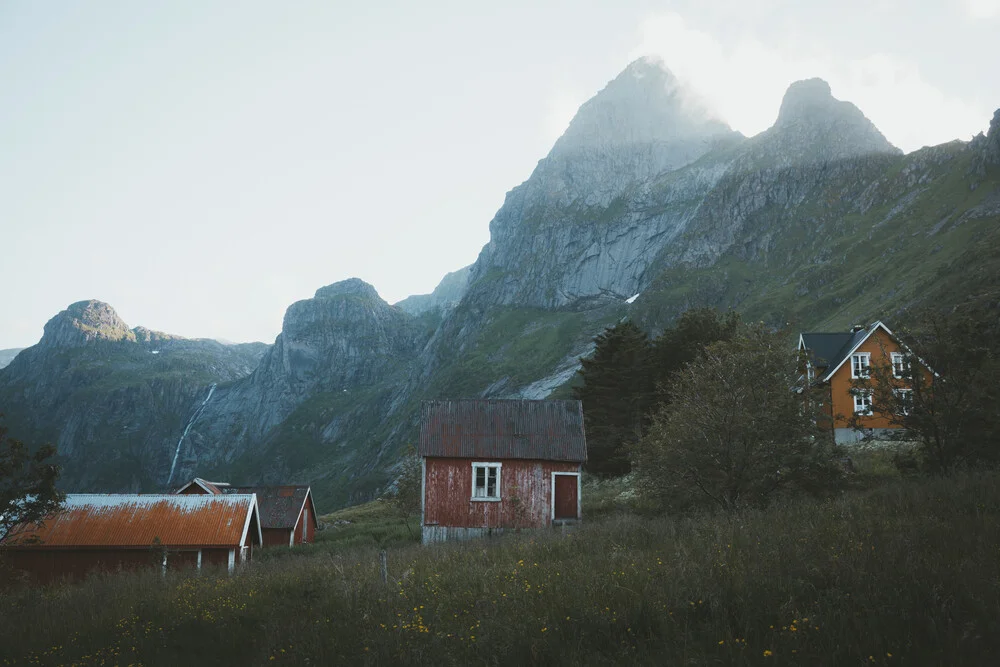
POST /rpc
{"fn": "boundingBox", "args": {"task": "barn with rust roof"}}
[0,494,261,583]
[419,399,587,544]
[176,478,317,547]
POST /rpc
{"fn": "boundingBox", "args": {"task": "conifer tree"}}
[574,321,652,476]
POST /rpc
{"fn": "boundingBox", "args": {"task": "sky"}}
[1,0,997,349]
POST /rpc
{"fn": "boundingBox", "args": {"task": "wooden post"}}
[379,549,388,584]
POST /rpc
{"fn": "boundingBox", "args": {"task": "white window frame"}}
[894,388,913,416]
[853,390,873,415]
[550,471,581,521]
[851,352,871,379]
[891,352,906,379]
[471,462,502,502]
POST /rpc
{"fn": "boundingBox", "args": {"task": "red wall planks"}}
[423,457,579,530]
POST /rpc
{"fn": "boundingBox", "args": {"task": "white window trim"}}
[471,462,502,502]
[550,471,582,521]
[851,352,871,379]
[891,352,906,378]
[894,388,914,415]
[227,548,235,573]
[853,390,873,415]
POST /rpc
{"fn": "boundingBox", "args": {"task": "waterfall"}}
[166,383,217,487]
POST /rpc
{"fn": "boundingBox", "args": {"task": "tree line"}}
[574,306,1000,512]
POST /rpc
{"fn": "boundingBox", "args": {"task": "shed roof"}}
[175,478,231,495]
[0,494,261,549]
[220,486,314,530]
[419,399,587,462]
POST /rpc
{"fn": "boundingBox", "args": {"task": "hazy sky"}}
[2,0,997,348]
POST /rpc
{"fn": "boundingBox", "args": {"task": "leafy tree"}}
[850,310,1000,472]
[634,324,838,511]
[1,418,64,542]
[385,446,422,538]
[574,321,652,476]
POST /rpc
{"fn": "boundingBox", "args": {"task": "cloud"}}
[631,12,990,152]
[963,0,1000,18]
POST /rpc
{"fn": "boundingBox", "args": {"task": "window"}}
[891,352,906,378]
[853,391,873,415]
[894,388,914,416]
[851,353,871,378]
[472,462,501,501]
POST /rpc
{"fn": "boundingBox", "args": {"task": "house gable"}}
[820,321,896,383]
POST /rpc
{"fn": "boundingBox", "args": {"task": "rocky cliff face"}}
[465,58,743,312]
[3,59,998,510]
[159,278,428,498]
[972,109,1000,173]
[41,300,137,348]
[395,265,471,316]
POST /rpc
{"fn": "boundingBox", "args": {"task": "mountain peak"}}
[775,78,834,126]
[314,278,382,301]
[552,57,732,156]
[753,77,900,162]
[41,300,135,348]
[621,55,676,80]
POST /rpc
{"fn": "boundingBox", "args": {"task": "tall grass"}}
[3,472,1000,665]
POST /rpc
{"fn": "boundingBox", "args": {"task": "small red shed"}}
[175,479,317,547]
[419,399,587,544]
[0,494,262,583]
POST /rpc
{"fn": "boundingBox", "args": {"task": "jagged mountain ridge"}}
[2,59,998,508]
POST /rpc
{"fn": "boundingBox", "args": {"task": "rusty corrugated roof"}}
[419,399,587,462]
[220,486,314,530]
[0,494,260,549]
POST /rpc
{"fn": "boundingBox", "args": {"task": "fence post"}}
[379,549,388,584]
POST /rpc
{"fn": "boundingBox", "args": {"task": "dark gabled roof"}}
[799,332,856,369]
[220,486,314,531]
[419,399,587,462]
[800,321,914,383]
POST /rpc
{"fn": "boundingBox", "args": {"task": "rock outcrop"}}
[972,108,1000,172]
[395,265,471,316]
[41,300,136,348]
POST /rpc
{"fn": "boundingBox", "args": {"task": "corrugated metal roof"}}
[419,399,587,462]
[1,494,259,549]
[220,486,313,530]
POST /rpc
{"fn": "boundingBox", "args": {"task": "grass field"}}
[2,470,1000,665]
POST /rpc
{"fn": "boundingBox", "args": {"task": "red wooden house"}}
[418,399,587,544]
[176,478,317,547]
[0,494,261,583]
